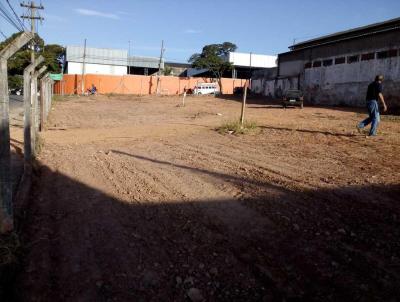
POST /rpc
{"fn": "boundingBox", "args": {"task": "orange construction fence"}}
[53,74,247,95]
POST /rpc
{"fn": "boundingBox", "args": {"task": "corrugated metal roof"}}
[290,17,400,51]
[128,56,164,69]
[66,46,128,66]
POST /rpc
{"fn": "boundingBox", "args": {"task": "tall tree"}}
[0,32,64,89]
[189,42,237,94]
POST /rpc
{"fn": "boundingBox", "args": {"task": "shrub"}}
[217,120,258,135]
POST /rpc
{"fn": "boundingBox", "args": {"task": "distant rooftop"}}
[290,17,400,51]
[66,45,128,66]
[128,55,163,69]
[66,45,163,68]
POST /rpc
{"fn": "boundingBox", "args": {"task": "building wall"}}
[304,54,400,107]
[253,31,400,110]
[67,62,127,76]
[54,74,247,95]
[66,46,128,65]
[252,77,299,98]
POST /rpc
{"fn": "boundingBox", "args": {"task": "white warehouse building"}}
[66,46,128,75]
[228,52,277,68]
[229,52,277,79]
[65,46,164,76]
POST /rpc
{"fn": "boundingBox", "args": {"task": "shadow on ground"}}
[215,94,389,115]
[9,153,400,302]
[259,126,358,138]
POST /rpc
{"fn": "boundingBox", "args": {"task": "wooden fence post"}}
[240,80,248,127]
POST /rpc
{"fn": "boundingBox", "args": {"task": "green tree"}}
[1,32,64,89]
[189,42,237,93]
[163,65,173,76]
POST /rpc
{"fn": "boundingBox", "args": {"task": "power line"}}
[6,0,26,30]
[0,29,7,39]
[0,3,23,31]
[0,2,23,30]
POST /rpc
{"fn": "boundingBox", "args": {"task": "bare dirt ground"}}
[14,95,400,301]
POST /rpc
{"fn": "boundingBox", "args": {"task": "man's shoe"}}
[356,124,363,134]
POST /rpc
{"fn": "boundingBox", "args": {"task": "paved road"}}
[9,94,23,114]
[8,95,24,197]
[9,95,24,128]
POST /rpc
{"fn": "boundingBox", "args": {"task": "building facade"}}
[65,46,164,76]
[252,17,400,110]
[66,46,128,76]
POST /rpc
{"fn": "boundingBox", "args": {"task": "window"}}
[361,53,375,61]
[313,61,322,67]
[347,55,359,64]
[335,57,345,64]
[304,62,312,69]
[323,59,333,66]
[377,49,398,59]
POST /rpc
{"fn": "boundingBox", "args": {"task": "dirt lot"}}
[14,95,400,301]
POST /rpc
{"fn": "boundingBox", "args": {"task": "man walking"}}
[357,75,387,136]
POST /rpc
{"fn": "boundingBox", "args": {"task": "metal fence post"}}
[0,32,32,233]
[23,55,44,163]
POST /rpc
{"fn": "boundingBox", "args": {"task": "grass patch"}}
[217,120,258,135]
[382,115,400,122]
[35,135,45,156]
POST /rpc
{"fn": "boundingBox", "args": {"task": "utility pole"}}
[249,52,253,90]
[156,40,165,95]
[158,40,165,76]
[81,38,87,95]
[128,40,131,75]
[21,1,44,66]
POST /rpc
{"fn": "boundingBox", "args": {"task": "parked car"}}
[10,88,23,95]
[233,86,251,95]
[194,83,219,95]
[282,89,304,109]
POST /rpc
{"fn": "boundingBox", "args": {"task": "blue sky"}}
[1,0,400,62]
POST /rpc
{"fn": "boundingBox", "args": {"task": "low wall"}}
[54,74,247,95]
[252,77,299,98]
[251,54,400,111]
[303,57,400,109]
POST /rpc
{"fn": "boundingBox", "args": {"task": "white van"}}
[194,83,219,95]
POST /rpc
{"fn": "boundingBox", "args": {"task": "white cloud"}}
[44,13,67,22]
[184,29,202,34]
[117,11,134,16]
[75,8,120,20]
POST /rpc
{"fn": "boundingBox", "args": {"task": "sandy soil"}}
[15,95,400,301]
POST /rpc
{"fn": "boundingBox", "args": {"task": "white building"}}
[228,52,277,68]
[66,46,128,75]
